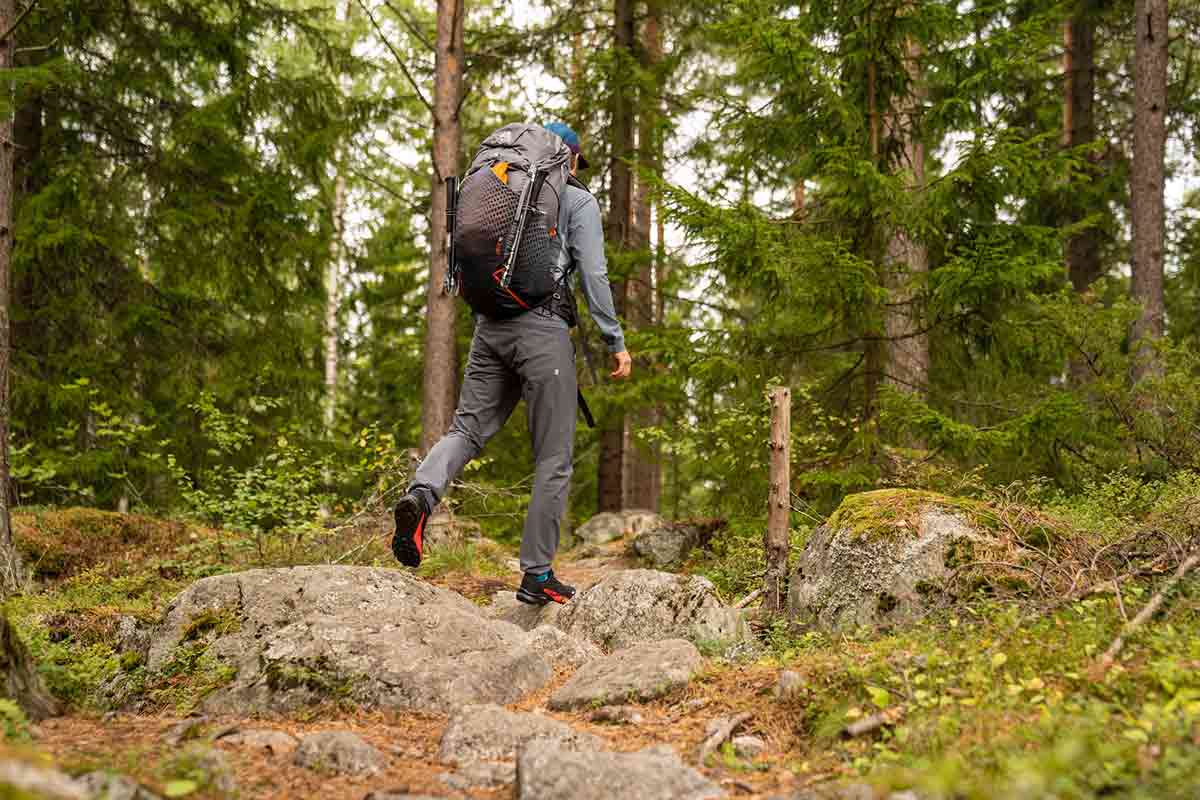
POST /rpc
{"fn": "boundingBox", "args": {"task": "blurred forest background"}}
[3,0,1200,546]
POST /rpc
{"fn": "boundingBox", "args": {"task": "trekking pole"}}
[499,167,547,289]
[442,175,459,296]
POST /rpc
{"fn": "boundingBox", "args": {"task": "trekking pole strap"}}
[577,388,595,429]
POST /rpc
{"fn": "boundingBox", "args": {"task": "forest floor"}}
[3,507,1200,799]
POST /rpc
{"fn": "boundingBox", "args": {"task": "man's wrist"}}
[606,338,627,354]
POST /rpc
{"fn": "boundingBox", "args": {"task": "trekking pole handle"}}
[443,175,459,296]
[499,166,539,289]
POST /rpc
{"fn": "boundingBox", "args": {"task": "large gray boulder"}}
[438,704,603,765]
[548,639,702,710]
[293,731,386,776]
[556,570,747,650]
[0,760,86,800]
[632,520,724,568]
[787,490,999,630]
[147,566,553,713]
[517,741,723,800]
[77,772,162,800]
[575,510,663,546]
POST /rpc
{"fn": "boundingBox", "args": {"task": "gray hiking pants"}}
[410,310,577,574]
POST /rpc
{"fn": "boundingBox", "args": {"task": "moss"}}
[264,659,354,698]
[180,607,240,642]
[826,489,988,540]
[11,509,202,580]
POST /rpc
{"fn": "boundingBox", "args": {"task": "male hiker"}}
[391,121,631,606]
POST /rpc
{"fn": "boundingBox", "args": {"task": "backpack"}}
[445,123,573,319]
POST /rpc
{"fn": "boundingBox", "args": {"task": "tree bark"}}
[1130,0,1167,383]
[324,0,353,437]
[624,0,661,512]
[882,38,928,397]
[763,387,791,615]
[1063,8,1101,294]
[597,0,636,512]
[420,0,464,453]
[324,168,345,435]
[0,0,23,594]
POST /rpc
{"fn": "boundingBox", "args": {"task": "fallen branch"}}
[841,707,903,738]
[1095,549,1200,674]
[696,712,751,764]
[733,588,762,609]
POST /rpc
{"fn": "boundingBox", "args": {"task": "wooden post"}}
[764,386,791,614]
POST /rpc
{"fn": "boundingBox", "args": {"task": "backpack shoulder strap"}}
[566,175,591,193]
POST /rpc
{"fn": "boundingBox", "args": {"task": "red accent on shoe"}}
[414,513,425,558]
[543,589,568,604]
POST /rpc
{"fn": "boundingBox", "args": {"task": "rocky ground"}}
[2,496,1198,799]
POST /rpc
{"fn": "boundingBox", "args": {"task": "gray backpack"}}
[445,123,573,319]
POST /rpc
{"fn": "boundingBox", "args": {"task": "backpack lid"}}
[468,123,571,176]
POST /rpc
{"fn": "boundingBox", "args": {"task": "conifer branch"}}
[354,0,434,116]
[0,0,38,43]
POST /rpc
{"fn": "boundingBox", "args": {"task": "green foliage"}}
[0,701,31,744]
[166,393,333,545]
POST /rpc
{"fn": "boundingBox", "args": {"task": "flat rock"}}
[575,510,663,546]
[517,740,722,800]
[294,731,386,776]
[525,625,602,668]
[146,566,552,713]
[0,759,86,800]
[77,771,162,800]
[487,591,564,631]
[438,704,602,765]
[587,705,644,724]
[787,490,1001,629]
[556,570,747,650]
[548,639,702,710]
[440,761,516,790]
[731,735,766,759]
[217,728,299,755]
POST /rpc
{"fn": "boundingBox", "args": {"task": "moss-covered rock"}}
[788,489,1004,630]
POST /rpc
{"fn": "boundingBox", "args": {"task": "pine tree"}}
[1130,0,1168,382]
[420,0,465,453]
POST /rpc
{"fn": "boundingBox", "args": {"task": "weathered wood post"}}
[764,386,791,614]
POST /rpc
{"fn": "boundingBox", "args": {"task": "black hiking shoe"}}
[391,494,428,568]
[516,570,576,605]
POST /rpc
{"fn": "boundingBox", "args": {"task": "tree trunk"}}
[0,0,23,594]
[882,38,928,397]
[420,0,464,453]
[0,0,58,721]
[597,0,636,512]
[624,0,662,512]
[324,0,353,437]
[1063,8,1100,294]
[325,169,345,435]
[763,387,791,615]
[1130,0,1167,383]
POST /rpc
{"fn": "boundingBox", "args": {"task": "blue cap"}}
[544,122,590,169]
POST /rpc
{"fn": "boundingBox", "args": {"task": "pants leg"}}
[409,325,521,509]
[513,314,578,574]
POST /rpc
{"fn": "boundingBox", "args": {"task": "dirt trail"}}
[19,541,804,799]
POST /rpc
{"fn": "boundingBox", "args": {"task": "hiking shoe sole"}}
[392,497,426,568]
[516,587,552,606]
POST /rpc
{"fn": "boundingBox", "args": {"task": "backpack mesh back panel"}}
[453,124,570,319]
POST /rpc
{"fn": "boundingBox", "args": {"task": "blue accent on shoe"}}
[535,572,550,583]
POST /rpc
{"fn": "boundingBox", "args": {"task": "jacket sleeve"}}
[568,192,627,354]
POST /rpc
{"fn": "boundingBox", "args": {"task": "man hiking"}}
[392,121,631,606]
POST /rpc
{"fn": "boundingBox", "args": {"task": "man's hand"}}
[610,351,632,380]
